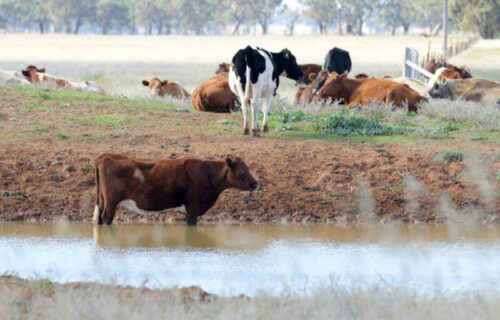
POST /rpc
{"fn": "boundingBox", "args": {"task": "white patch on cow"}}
[427,67,448,88]
[119,199,186,215]
[92,205,100,223]
[133,168,145,182]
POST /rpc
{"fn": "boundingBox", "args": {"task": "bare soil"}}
[0,87,499,224]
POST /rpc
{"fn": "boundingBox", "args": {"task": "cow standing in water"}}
[228,46,303,136]
[93,154,258,226]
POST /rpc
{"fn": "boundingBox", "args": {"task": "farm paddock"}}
[0,85,499,224]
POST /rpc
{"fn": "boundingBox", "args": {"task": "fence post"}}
[403,47,419,79]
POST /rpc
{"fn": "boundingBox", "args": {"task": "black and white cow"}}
[228,46,303,136]
[323,47,352,75]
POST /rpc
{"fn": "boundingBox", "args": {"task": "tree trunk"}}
[357,19,363,35]
[337,13,343,35]
[232,20,241,35]
[391,24,396,36]
[74,17,82,34]
[431,21,442,36]
[38,20,44,34]
[346,23,352,34]
[64,19,72,34]
[260,19,268,35]
[402,22,410,34]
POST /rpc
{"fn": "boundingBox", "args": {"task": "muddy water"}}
[1,222,500,296]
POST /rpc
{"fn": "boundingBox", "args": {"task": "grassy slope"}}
[1,85,499,145]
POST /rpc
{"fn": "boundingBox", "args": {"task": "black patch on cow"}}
[231,46,267,92]
[230,46,303,96]
[323,47,352,74]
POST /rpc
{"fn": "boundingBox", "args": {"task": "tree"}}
[252,0,282,34]
[223,0,253,35]
[451,0,500,39]
[378,0,414,35]
[281,4,302,36]
[344,0,376,35]
[96,0,130,34]
[413,0,442,36]
[301,0,338,34]
[172,0,217,35]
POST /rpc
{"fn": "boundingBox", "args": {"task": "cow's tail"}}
[93,164,101,224]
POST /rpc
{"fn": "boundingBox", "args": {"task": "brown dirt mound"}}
[1,137,499,224]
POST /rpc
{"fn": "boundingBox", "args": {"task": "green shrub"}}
[314,115,397,136]
[441,151,464,163]
[276,109,312,123]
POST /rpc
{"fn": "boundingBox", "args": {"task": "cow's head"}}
[274,49,303,81]
[21,65,46,83]
[355,73,369,79]
[458,66,472,79]
[312,70,331,94]
[316,73,347,100]
[215,63,230,75]
[428,78,450,98]
[142,77,167,96]
[225,155,258,191]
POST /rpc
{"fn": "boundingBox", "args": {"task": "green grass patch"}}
[37,92,53,100]
[94,114,134,128]
[55,133,69,140]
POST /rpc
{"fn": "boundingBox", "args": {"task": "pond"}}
[1,222,500,296]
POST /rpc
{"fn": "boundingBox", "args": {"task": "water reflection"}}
[0,222,498,249]
[0,222,499,296]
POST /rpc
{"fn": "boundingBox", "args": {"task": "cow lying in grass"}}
[21,65,100,92]
[428,78,500,104]
[315,73,427,112]
[142,77,191,99]
[191,72,239,113]
[93,154,258,226]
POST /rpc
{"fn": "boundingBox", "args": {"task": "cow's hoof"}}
[263,125,269,132]
[186,220,197,226]
[243,128,250,135]
[252,129,260,137]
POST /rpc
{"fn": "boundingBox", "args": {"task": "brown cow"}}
[142,77,191,99]
[191,72,239,113]
[425,59,472,79]
[295,71,337,103]
[93,153,258,226]
[316,73,427,112]
[296,64,322,85]
[215,63,230,74]
[295,73,319,103]
[21,65,100,92]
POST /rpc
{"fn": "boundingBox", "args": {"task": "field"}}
[1,34,499,100]
[1,34,500,319]
[1,35,500,224]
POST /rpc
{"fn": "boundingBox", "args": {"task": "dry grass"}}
[1,276,499,320]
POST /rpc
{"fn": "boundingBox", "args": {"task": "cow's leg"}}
[262,96,272,133]
[185,203,202,226]
[241,97,250,135]
[101,200,119,225]
[251,86,262,137]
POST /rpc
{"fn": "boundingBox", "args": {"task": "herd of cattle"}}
[2,45,499,136]
[1,45,500,225]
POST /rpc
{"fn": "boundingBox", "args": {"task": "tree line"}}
[0,0,498,38]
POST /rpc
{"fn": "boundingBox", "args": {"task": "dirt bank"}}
[0,86,499,224]
[1,138,499,224]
